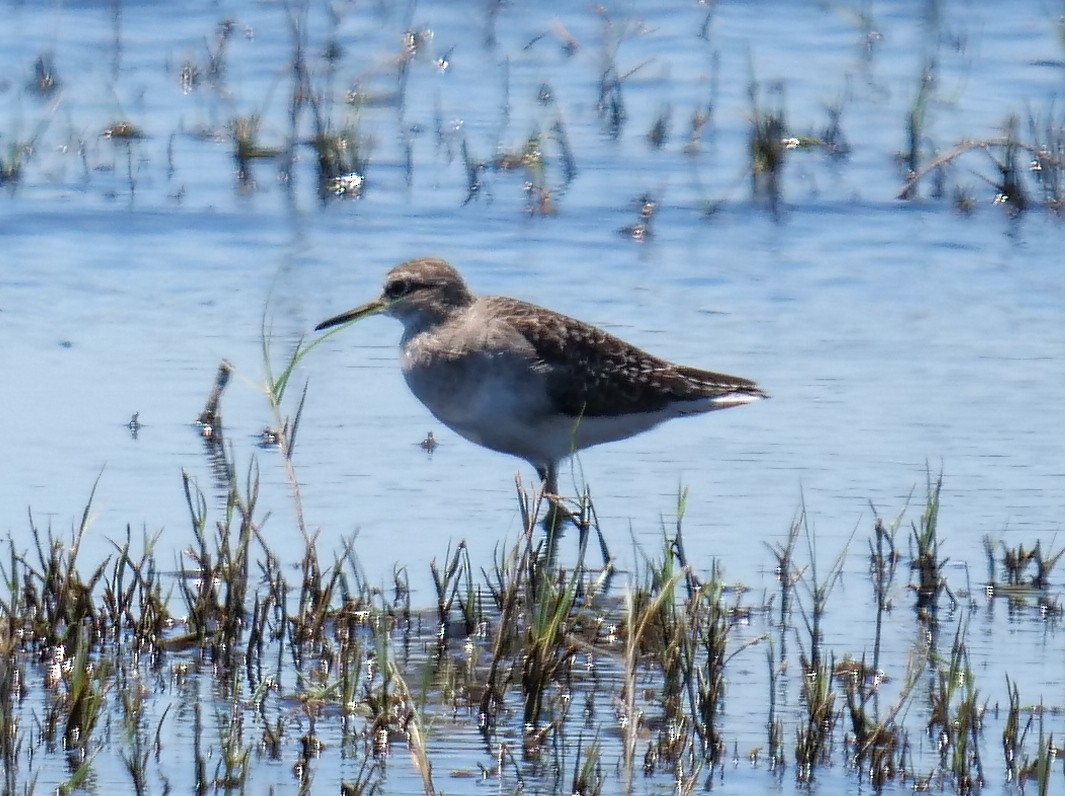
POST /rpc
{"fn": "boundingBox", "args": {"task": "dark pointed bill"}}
[314,298,387,331]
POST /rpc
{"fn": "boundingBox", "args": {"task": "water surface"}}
[1,1,1064,792]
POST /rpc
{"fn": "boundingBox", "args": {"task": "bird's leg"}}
[537,462,570,534]
[538,462,559,498]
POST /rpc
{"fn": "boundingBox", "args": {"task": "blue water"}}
[2,0,1064,792]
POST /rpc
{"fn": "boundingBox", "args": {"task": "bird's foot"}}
[540,498,568,534]
[539,493,588,535]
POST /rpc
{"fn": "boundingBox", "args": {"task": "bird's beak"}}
[314,297,387,331]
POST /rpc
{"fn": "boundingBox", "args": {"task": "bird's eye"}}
[384,278,411,299]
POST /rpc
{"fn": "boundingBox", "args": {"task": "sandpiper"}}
[315,258,767,497]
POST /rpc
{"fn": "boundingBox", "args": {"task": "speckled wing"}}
[488,297,766,419]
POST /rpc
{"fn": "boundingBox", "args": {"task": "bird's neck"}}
[398,310,453,347]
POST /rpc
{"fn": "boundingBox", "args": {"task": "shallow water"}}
[2,0,1064,792]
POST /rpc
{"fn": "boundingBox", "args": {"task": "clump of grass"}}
[841,645,925,787]
[312,126,370,199]
[177,457,258,662]
[520,537,582,736]
[289,531,340,647]
[119,679,169,795]
[899,109,1065,216]
[613,489,763,791]
[926,619,985,792]
[1002,539,1035,586]
[909,469,955,622]
[747,78,788,209]
[832,501,924,787]
[620,559,683,790]
[0,594,26,793]
[1027,105,1065,211]
[56,623,111,754]
[213,685,253,790]
[1002,674,1027,784]
[483,106,576,216]
[646,104,671,149]
[17,476,109,650]
[986,114,1029,215]
[790,504,851,782]
[596,60,627,140]
[0,102,55,188]
[230,113,282,188]
[980,533,1063,616]
[571,730,603,795]
[282,1,372,202]
[665,492,762,771]
[27,52,61,96]
[478,485,540,734]
[1027,706,1054,795]
[102,525,171,655]
[196,359,232,441]
[898,57,937,199]
[765,640,786,771]
[765,507,802,628]
[430,541,480,653]
[868,499,905,675]
[340,755,383,795]
[795,651,837,782]
[999,539,1063,590]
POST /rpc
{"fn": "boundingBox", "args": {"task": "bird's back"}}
[479,296,767,419]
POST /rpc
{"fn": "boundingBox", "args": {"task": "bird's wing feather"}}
[486,297,765,418]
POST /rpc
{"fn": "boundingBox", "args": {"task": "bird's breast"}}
[399,339,550,433]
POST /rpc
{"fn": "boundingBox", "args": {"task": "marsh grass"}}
[899,57,937,200]
[571,733,603,795]
[868,512,901,674]
[230,113,282,188]
[747,77,788,209]
[0,312,1060,794]
[0,104,55,187]
[283,2,374,201]
[835,503,921,787]
[430,541,480,647]
[910,469,954,622]
[926,619,985,793]
[177,465,256,659]
[784,503,868,783]
[3,0,1065,230]
[0,334,1062,792]
[985,535,1065,602]
[0,612,24,794]
[5,1,1065,790]
[0,454,1062,792]
[898,108,1065,215]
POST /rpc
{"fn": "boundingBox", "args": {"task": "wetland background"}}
[1,0,1065,793]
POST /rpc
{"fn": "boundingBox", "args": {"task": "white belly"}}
[400,346,687,469]
[402,349,560,463]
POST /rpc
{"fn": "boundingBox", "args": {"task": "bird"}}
[315,257,767,501]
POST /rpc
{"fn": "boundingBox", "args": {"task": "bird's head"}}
[314,258,474,332]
